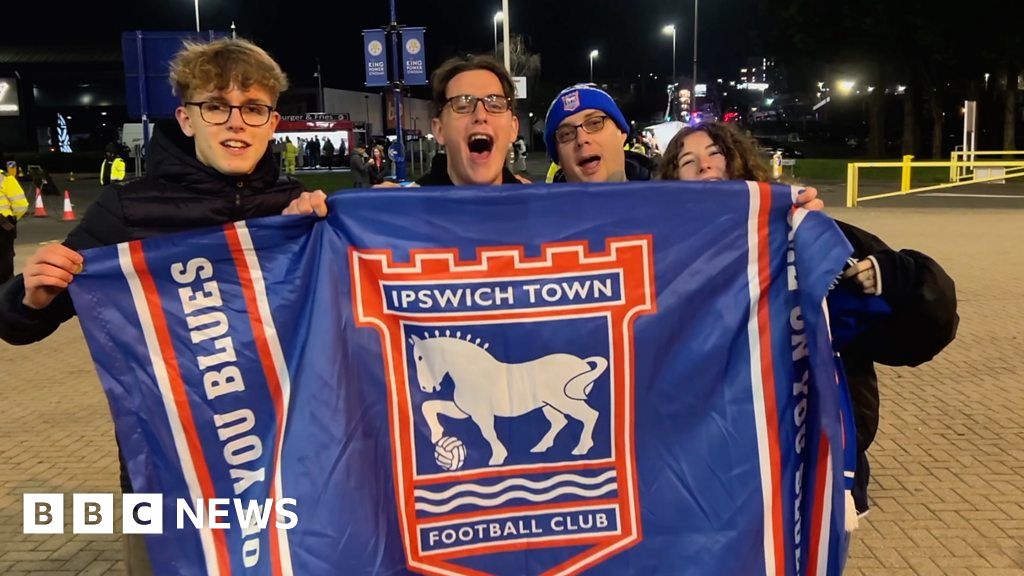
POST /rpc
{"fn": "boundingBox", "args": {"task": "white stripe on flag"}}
[817,448,834,576]
[118,243,220,576]
[233,222,295,575]
[745,182,776,576]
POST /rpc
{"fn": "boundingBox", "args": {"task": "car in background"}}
[756,137,805,158]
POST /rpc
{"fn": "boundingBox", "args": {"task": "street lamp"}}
[661,25,676,81]
[194,0,200,32]
[836,80,856,95]
[589,49,599,83]
[493,12,504,58]
[693,0,699,101]
[314,60,324,112]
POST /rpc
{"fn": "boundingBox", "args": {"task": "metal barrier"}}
[949,149,1024,182]
[846,154,1024,207]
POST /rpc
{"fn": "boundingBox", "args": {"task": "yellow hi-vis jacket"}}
[100,157,126,184]
[0,172,29,220]
[545,161,560,183]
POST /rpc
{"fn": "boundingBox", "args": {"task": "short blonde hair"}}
[169,38,288,104]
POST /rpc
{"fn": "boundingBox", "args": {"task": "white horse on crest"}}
[410,331,608,466]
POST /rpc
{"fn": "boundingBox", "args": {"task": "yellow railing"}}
[846,154,1024,207]
[949,150,1024,182]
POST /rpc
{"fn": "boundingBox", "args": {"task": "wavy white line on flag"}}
[414,470,617,501]
[415,482,618,514]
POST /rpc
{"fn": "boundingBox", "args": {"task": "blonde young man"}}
[0,38,317,574]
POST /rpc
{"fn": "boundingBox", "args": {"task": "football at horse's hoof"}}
[434,436,467,471]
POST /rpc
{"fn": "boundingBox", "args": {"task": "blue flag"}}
[401,27,428,86]
[363,29,388,87]
[70,181,852,576]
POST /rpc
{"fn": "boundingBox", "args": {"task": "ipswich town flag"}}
[70,181,853,576]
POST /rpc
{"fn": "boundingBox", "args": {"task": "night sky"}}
[7,0,760,93]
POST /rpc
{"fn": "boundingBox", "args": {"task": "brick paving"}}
[1,205,1021,575]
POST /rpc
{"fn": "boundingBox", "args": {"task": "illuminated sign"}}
[0,78,19,116]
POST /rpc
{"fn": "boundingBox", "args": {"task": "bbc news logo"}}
[24,494,297,534]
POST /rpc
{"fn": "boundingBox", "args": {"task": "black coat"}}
[415,156,523,186]
[0,122,304,345]
[550,150,654,182]
[836,221,958,511]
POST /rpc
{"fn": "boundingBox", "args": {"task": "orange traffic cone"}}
[32,187,48,218]
[61,190,76,221]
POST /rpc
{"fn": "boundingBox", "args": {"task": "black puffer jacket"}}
[0,122,304,344]
[837,221,958,512]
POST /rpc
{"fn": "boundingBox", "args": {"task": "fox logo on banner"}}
[70,181,853,575]
[363,28,388,87]
[401,27,427,86]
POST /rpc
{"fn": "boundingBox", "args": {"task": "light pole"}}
[314,59,324,112]
[661,25,676,82]
[589,49,599,83]
[194,0,200,32]
[493,12,503,59]
[692,0,699,101]
[364,95,370,146]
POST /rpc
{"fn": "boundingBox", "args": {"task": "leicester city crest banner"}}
[363,28,388,87]
[401,27,427,86]
[70,181,853,576]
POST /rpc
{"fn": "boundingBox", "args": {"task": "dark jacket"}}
[0,122,303,344]
[551,150,654,183]
[415,158,523,186]
[835,221,958,511]
[350,152,369,187]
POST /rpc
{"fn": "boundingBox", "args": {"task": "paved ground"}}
[0,174,1022,574]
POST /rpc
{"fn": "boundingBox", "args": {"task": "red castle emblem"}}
[352,236,656,575]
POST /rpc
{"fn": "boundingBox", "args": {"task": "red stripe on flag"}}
[755,182,787,574]
[224,224,286,576]
[128,241,233,576]
[806,435,831,574]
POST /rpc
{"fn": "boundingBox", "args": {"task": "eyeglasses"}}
[445,94,512,115]
[554,115,609,144]
[185,101,276,127]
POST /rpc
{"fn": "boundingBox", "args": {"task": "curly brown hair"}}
[169,38,289,104]
[656,122,771,182]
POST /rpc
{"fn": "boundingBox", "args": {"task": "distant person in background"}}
[322,138,335,171]
[514,136,527,173]
[271,137,285,169]
[337,137,348,167]
[99,144,126,185]
[283,136,298,174]
[350,145,369,187]
[368,146,387,184]
[1,161,29,283]
[307,136,321,168]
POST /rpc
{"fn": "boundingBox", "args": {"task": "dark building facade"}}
[0,46,127,153]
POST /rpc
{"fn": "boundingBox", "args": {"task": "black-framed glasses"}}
[445,94,512,115]
[185,101,276,127]
[554,115,609,144]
